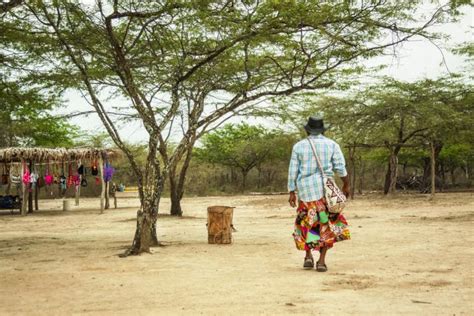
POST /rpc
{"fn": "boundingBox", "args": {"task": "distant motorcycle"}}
[396,175,423,191]
[396,175,441,193]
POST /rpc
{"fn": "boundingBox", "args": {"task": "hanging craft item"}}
[30,163,39,188]
[59,162,67,190]
[36,163,44,188]
[73,174,80,186]
[37,172,45,188]
[54,162,60,184]
[10,164,21,184]
[91,160,99,176]
[77,164,85,175]
[44,162,54,185]
[22,161,31,185]
[81,177,88,187]
[1,163,9,185]
[67,163,74,188]
[103,162,115,182]
[80,166,88,187]
[73,162,82,186]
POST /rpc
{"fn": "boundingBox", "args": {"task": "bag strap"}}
[307,138,327,178]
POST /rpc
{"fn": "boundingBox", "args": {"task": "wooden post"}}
[99,158,105,213]
[75,184,80,206]
[105,181,110,209]
[28,160,33,213]
[34,182,39,211]
[20,160,27,216]
[75,160,81,206]
[32,161,38,211]
[113,183,117,209]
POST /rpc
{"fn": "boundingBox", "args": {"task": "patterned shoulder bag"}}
[307,139,346,213]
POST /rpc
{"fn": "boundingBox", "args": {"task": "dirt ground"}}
[0,192,473,315]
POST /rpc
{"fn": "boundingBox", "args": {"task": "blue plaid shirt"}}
[288,135,347,202]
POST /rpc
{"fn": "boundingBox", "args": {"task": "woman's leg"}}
[318,247,328,264]
[315,247,329,271]
[303,249,314,268]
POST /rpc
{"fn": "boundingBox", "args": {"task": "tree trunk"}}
[121,146,163,256]
[348,145,356,199]
[169,167,182,216]
[123,198,158,256]
[256,166,262,189]
[231,167,238,183]
[169,190,182,216]
[122,179,162,257]
[241,170,248,192]
[357,156,364,195]
[440,162,445,192]
[466,162,471,182]
[422,157,430,192]
[169,144,194,216]
[384,150,399,195]
[450,168,456,186]
[430,141,436,198]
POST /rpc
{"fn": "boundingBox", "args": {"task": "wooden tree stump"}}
[207,206,234,244]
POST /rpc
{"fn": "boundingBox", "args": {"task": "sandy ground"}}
[0,192,473,315]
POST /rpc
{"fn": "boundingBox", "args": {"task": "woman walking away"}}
[288,116,351,272]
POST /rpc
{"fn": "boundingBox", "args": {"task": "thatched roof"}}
[0,147,119,163]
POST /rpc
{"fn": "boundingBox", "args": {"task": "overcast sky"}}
[61,4,473,144]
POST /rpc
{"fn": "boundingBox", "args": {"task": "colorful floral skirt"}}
[293,198,350,251]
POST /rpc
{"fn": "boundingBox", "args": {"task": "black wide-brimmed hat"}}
[304,116,329,135]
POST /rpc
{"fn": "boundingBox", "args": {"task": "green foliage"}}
[1,1,79,149]
[304,77,473,148]
[454,41,474,58]
[440,143,474,169]
[195,123,296,189]
[0,80,78,147]
[196,123,273,171]
[264,76,473,191]
[3,0,462,122]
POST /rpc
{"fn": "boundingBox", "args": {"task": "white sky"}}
[61,5,473,144]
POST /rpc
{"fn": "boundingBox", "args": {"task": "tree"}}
[440,143,474,186]
[6,0,462,255]
[1,1,77,148]
[0,80,77,147]
[196,123,278,191]
[301,77,473,195]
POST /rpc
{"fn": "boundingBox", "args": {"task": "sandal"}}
[303,257,314,269]
[316,262,328,272]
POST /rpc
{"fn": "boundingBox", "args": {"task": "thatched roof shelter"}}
[0,147,120,215]
[0,147,117,163]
